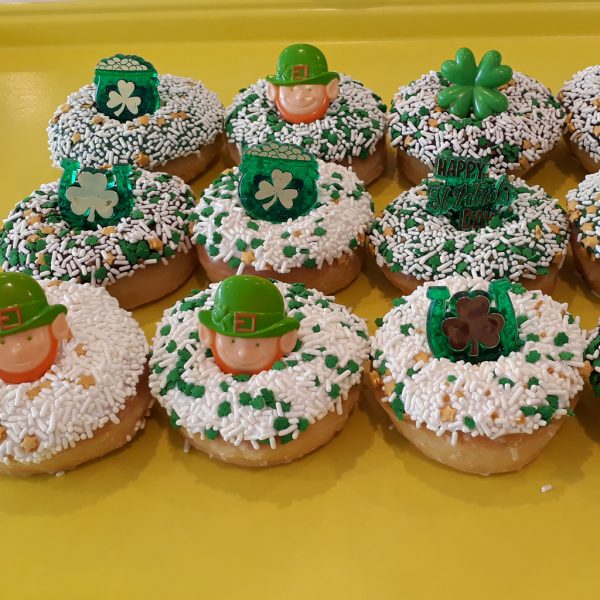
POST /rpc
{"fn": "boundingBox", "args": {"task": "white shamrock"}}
[255,169,298,211]
[106,80,141,117]
[66,172,118,222]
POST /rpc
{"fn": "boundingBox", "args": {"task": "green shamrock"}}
[437,48,513,120]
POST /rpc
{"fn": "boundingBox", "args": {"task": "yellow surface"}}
[1,2,600,599]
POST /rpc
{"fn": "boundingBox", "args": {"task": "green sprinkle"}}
[239,392,252,406]
[527,377,540,388]
[313,226,327,236]
[165,340,176,353]
[205,427,219,440]
[283,246,296,257]
[553,332,569,346]
[274,417,290,431]
[298,417,309,432]
[525,350,541,363]
[559,351,574,361]
[325,355,338,368]
[219,382,229,392]
[169,409,181,429]
[447,375,457,382]
[217,401,231,417]
[328,384,341,398]
[520,406,537,417]
[498,377,514,387]
[390,397,405,420]
[463,416,476,430]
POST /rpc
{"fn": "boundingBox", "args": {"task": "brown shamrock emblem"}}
[442,294,505,357]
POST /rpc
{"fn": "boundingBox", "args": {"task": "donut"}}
[225,44,387,185]
[567,171,600,295]
[369,276,587,475]
[0,165,198,310]
[0,275,150,476]
[559,65,600,173]
[149,276,370,467]
[48,54,224,183]
[194,142,373,295]
[389,47,565,185]
[369,175,569,295]
[586,323,600,397]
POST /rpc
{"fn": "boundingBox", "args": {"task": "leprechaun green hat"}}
[199,275,300,339]
[0,272,67,338]
[266,43,339,87]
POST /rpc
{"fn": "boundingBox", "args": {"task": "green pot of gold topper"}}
[94,54,160,122]
[238,142,320,224]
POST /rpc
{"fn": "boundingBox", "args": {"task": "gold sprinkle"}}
[523,140,533,150]
[21,435,40,453]
[40,225,54,235]
[156,117,167,126]
[433,105,444,113]
[134,153,150,168]
[102,226,116,235]
[440,405,457,422]
[403,136,414,147]
[91,115,105,125]
[148,237,164,252]
[60,103,72,113]
[583,235,599,249]
[413,351,431,363]
[427,118,439,128]
[26,381,51,400]
[78,374,96,389]
[581,222,594,232]
[549,223,561,233]
[46,280,61,288]
[71,132,81,144]
[593,98,600,108]
[26,234,39,243]
[27,215,42,226]
[519,156,529,170]
[241,250,255,265]
[383,227,394,237]
[534,225,543,239]
[170,111,190,119]
[358,232,366,245]
[75,345,86,357]
[594,126,600,137]
[587,204,598,214]
[383,380,395,396]
[0,426,6,442]
[293,230,302,237]
[138,115,151,126]
[35,253,46,266]
[105,253,116,266]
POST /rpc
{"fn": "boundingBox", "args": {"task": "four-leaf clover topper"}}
[238,141,319,223]
[58,159,134,230]
[437,48,513,120]
[94,54,160,123]
[426,279,520,364]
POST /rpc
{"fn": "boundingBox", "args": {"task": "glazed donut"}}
[0,168,198,310]
[194,148,373,295]
[389,49,565,185]
[0,280,150,476]
[369,177,569,295]
[559,65,600,173]
[48,55,224,183]
[225,74,387,185]
[370,276,587,475]
[149,280,370,467]
[567,171,600,295]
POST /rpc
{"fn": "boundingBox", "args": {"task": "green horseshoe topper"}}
[94,54,160,122]
[238,142,320,224]
[58,158,134,230]
[426,279,520,363]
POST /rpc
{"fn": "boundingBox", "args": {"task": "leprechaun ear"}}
[199,323,215,347]
[279,330,298,354]
[50,313,70,342]
[266,82,278,102]
[325,78,339,101]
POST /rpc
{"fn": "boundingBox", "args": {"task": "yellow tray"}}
[1,2,599,598]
